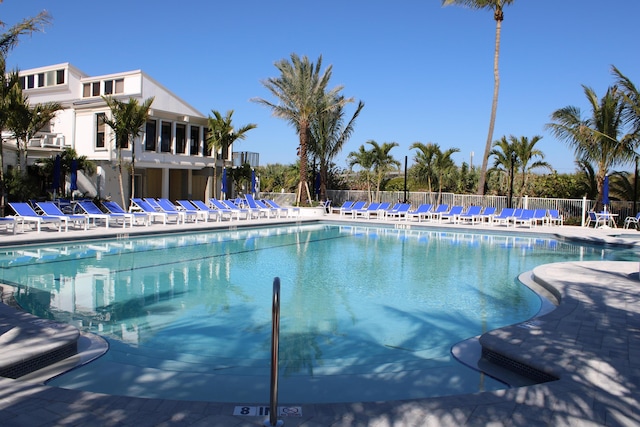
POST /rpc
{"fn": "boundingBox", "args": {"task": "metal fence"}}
[259,190,639,227]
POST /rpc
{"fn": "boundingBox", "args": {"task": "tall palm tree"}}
[0,5,50,55]
[347,144,375,202]
[510,135,551,195]
[442,0,516,196]
[6,86,62,176]
[0,57,20,215]
[433,146,460,203]
[309,96,364,201]
[546,85,634,209]
[367,140,400,201]
[612,66,640,145]
[0,7,51,214]
[489,135,518,205]
[409,142,439,196]
[102,96,154,208]
[206,109,257,197]
[253,53,350,204]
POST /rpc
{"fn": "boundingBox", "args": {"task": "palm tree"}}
[409,142,439,197]
[206,109,257,197]
[509,135,551,195]
[368,140,400,201]
[6,86,62,176]
[0,57,20,215]
[0,7,51,215]
[253,53,350,205]
[489,135,518,205]
[575,157,598,200]
[442,0,516,196]
[309,96,364,201]
[612,66,640,145]
[433,146,460,203]
[0,6,50,56]
[546,85,634,209]
[102,96,154,209]
[347,144,375,202]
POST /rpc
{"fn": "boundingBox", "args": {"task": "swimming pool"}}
[0,223,635,404]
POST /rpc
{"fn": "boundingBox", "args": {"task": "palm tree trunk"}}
[477,18,502,196]
[298,122,311,205]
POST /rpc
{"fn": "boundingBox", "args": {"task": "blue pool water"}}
[0,224,636,404]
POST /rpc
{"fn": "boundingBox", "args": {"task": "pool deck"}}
[1,215,639,426]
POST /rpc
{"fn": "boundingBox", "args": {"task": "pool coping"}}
[1,216,639,426]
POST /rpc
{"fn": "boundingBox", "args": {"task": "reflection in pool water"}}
[0,224,634,403]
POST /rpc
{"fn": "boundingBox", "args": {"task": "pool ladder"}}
[265,277,284,427]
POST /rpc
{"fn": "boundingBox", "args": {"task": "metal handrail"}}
[264,277,284,427]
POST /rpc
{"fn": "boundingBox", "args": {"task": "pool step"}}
[0,297,80,379]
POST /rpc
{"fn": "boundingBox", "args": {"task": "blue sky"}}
[4,0,640,174]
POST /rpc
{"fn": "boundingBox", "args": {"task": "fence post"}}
[581,196,587,227]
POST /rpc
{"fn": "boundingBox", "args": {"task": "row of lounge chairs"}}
[333,201,564,227]
[4,196,299,233]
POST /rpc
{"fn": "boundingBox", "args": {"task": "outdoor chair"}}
[36,201,88,230]
[405,204,433,222]
[101,201,150,226]
[440,205,464,223]
[131,198,181,224]
[8,202,66,232]
[547,209,563,226]
[455,205,483,224]
[76,200,130,228]
[623,212,640,229]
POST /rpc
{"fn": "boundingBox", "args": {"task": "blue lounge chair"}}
[176,200,212,222]
[351,202,380,218]
[532,209,547,227]
[405,204,433,222]
[222,199,259,219]
[131,198,181,224]
[102,201,150,226]
[547,209,563,226]
[512,209,536,228]
[263,199,300,217]
[244,194,273,218]
[253,198,279,218]
[427,204,450,222]
[331,201,354,215]
[209,199,248,220]
[440,206,464,223]
[473,206,496,224]
[156,198,200,223]
[185,199,225,221]
[9,202,66,232]
[36,201,88,230]
[340,201,366,216]
[456,206,483,224]
[76,200,130,228]
[384,203,411,220]
[367,202,391,219]
[490,208,516,226]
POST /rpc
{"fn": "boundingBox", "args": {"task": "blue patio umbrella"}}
[603,175,610,209]
[221,168,227,199]
[70,159,78,192]
[52,154,61,198]
[251,169,256,194]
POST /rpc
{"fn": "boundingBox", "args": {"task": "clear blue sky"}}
[4,0,640,174]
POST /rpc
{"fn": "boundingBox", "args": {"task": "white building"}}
[8,62,228,203]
